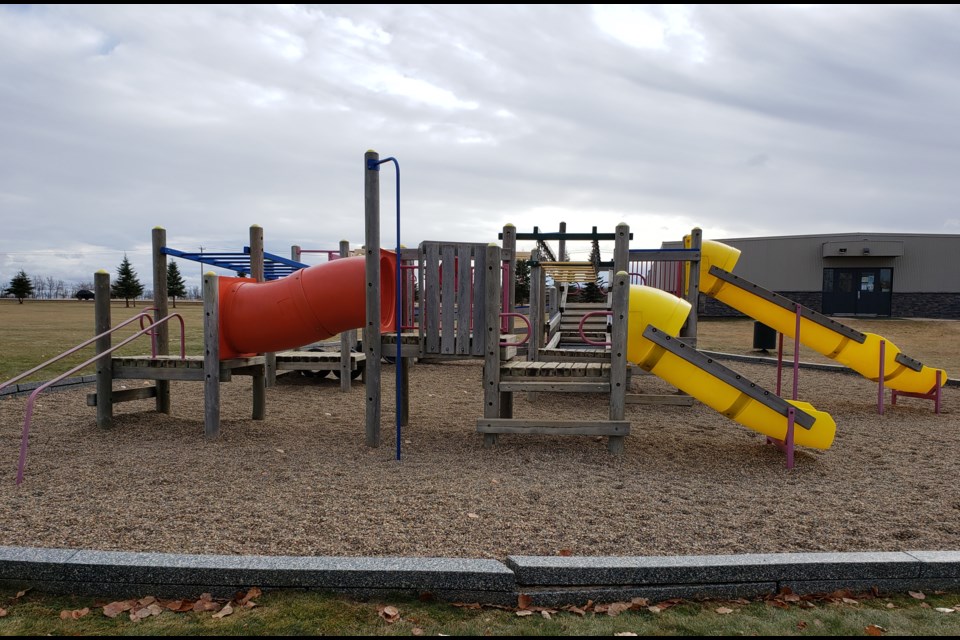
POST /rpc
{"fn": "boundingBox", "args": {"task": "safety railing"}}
[11,312,186,485]
[578,310,613,347]
[499,312,531,347]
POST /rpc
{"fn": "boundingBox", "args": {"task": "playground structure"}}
[2,149,951,485]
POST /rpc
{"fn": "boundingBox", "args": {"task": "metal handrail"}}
[2,312,155,393]
[499,313,532,346]
[14,312,186,485]
[578,310,613,347]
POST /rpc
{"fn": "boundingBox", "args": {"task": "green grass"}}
[1,588,959,636]
[0,300,205,384]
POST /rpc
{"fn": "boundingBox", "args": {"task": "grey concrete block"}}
[780,577,960,595]
[62,551,515,592]
[507,552,921,586]
[0,385,17,397]
[16,381,43,392]
[521,582,778,608]
[908,551,960,578]
[0,545,81,581]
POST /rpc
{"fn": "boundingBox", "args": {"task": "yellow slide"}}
[626,286,836,449]
[694,239,947,394]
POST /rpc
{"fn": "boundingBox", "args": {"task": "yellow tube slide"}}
[696,239,947,394]
[626,285,836,449]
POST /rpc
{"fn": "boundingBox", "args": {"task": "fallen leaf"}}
[562,605,585,617]
[193,599,220,613]
[451,602,482,610]
[647,606,663,614]
[886,602,896,609]
[212,603,234,619]
[799,601,816,609]
[59,611,72,620]
[147,604,163,617]
[177,600,195,612]
[606,602,631,617]
[378,605,400,623]
[541,610,552,619]
[614,633,639,636]
[275,448,285,453]
[135,607,153,620]
[782,594,801,602]
[0,609,6,618]
[518,594,532,610]
[166,600,183,611]
[516,610,534,617]
[842,598,860,605]
[239,587,262,606]
[797,621,808,630]
[630,597,649,608]
[490,478,499,484]
[865,623,886,636]
[412,628,425,636]
[137,596,156,607]
[909,591,926,600]
[715,607,734,615]
[558,549,573,557]
[467,513,479,519]
[102,601,134,618]
[935,608,956,614]
[14,589,31,600]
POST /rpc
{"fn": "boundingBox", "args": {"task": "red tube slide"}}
[218,251,397,360]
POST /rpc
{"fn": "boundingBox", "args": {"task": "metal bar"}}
[878,339,886,416]
[505,232,631,241]
[792,304,800,401]
[641,325,817,429]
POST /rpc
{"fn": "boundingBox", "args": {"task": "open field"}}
[0,300,957,562]
[2,299,958,382]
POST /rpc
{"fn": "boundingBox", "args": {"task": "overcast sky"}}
[3,4,960,291]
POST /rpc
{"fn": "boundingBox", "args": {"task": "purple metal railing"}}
[12,312,186,485]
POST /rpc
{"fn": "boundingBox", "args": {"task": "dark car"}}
[75,289,95,301]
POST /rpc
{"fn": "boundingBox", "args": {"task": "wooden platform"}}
[275,351,365,372]
[110,355,265,382]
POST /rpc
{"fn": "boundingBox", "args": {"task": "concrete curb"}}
[0,375,97,398]
[1,546,957,604]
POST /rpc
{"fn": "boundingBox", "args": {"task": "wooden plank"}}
[113,367,205,381]
[86,386,158,407]
[477,419,630,435]
[424,242,441,355]
[471,247,486,356]
[499,381,611,393]
[455,244,472,355]
[441,244,456,355]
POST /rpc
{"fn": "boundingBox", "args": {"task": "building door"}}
[822,268,892,316]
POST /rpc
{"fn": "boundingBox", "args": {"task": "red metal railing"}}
[10,312,186,485]
[578,310,613,346]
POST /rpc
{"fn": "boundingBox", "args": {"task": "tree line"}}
[3,256,194,306]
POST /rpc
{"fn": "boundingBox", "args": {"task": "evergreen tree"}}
[514,259,531,305]
[111,254,144,307]
[580,239,606,303]
[167,261,187,308]
[6,270,34,304]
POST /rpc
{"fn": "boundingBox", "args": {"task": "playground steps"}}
[498,361,620,393]
[557,301,611,342]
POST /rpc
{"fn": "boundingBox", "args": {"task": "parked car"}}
[75,289,95,301]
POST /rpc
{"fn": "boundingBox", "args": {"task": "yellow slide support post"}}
[694,239,947,394]
[626,286,836,449]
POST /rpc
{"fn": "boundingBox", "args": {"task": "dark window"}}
[823,268,834,293]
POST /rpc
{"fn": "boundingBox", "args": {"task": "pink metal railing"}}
[578,310,613,347]
[12,312,186,485]
[499,312,531,346]
[628,259,684,297]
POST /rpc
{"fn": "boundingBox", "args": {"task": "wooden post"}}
[364,150,382,448]
[483,244,502,447]
[502,224,516,333]
[151,227,171,414]
[94,270,112,429]
[250,224,276,391]
[339,240,354,392]
[682,227,702,347]
[528,249,542,362]
[203,272,221,438]
[609,269,629,454]
[614,222,629,274]
[558,221,567,262]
